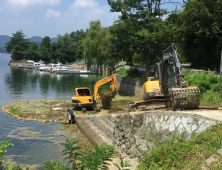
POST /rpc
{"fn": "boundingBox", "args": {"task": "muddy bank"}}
[2,95,140,145]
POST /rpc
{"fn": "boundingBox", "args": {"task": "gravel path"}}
[182,109,222,121]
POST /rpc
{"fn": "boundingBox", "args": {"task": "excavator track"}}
[171,86,200,110]
[127,98,167,112]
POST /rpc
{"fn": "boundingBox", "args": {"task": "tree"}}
[23,42,41,61]
[83,20,116,74]
[70,30,87,60]
[70,29,86,42]
[39,47,51,63]
[109,20,138,66]
[50,42,59,63]
[181,0,222,70]
[56,33,75,63]
[41,36,51,51]
[5,30,30,60]
[162,9,185,62]
[38,36,52,63]
[108,0,182,78]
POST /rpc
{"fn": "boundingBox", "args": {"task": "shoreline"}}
[8,60,86,71]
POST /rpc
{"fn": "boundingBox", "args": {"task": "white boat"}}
[26,60,45,69]
[38,62,63,71]
[50,66,68,73]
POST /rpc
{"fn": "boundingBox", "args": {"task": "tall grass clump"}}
[137,124,222,170]
[183,71,221,105]
[9,107,22,116]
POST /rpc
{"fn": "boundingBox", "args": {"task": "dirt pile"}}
[100,91,116,110]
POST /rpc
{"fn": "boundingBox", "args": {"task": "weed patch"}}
[137,124,222,170]
[9,107,22,115]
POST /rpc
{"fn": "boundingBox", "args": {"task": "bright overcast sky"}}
[0,0,184,38]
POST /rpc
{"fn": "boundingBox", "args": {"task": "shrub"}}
[183,71,222,105]
[0,140,13,168]
[137,124,222,170]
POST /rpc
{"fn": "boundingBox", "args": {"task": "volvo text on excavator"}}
[128,43,200,111]
[71,74,116,112]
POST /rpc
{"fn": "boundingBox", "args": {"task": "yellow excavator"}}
[129,43,200,111]
[71,74,116,112]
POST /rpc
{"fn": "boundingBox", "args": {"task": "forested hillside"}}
[3,0,222,75]
[0,35,57,53]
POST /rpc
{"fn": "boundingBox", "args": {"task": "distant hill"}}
[0,35,58,53]
[30,36,43,43]
[0,35,10,53]
[50,37,58,43]
[30,36,58,43]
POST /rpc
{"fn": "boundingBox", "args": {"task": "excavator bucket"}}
[171,86,200,110]
[100,91,116,109]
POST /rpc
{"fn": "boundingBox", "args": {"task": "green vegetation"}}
[8,107,22,116]
[4,0,222,76]
[2,1,222,168]
[183,71,221,105]
[2,124,222,169]
[117,68,139,79]
[137,124,222,170]
[0,140,13,168]
[83,20,118,74]
[113,157,132,170]
[117,68,222,106]
[5,30,86,64]
[1,138,132,170]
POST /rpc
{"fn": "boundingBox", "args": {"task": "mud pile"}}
[100,91,115,110]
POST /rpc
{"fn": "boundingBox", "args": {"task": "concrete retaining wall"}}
[76,111,221,156]
[116,74,144,98]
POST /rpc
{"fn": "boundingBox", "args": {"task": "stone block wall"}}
[76,111,220,156]
[116,74,144,98]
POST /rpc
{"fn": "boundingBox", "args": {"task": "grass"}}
[5,100,71,120]
[9,107,22,116]
[116,69,222,169]
[117,68,144,80]
[137,124,222,170]
[183,71,222,105]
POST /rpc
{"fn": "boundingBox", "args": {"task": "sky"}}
[0,0,184,38]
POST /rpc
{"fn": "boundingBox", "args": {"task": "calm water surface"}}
[0,53,106,169]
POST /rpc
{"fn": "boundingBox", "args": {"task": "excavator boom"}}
[93,74,116,103]
[161,43,200,110]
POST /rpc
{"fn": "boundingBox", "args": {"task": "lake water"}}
[0,53,107,169]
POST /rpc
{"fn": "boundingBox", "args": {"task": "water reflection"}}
[5,67,109,101]
[0,53,109,169]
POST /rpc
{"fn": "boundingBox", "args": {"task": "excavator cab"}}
[76,88,91,96]
[71,88,96,111]
[143,78,161,100]
[143,63,163,101]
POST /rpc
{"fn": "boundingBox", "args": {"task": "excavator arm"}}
[93,74,116,103]
[161,43,200,110]
[162,43,187,90]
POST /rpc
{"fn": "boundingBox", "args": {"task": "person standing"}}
[67,108,75,124]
